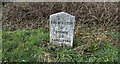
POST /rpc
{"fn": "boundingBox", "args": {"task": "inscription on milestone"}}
[50,12,75,46]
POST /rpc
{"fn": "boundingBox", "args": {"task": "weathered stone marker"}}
[50,12,75,46]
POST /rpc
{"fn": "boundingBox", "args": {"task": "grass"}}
[2,28,120,62]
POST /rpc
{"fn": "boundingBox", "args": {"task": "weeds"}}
[93,43,119,62]
[2,28,119,62]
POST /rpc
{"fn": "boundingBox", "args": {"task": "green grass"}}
[105,31,119,40]
[2,29,120,62]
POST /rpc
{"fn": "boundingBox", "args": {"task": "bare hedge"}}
[2,2,120,31]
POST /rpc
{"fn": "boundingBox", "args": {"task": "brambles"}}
[2,2,119,32]
[1,2,120,63]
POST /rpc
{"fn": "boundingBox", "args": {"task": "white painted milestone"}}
[50,12,75,46]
